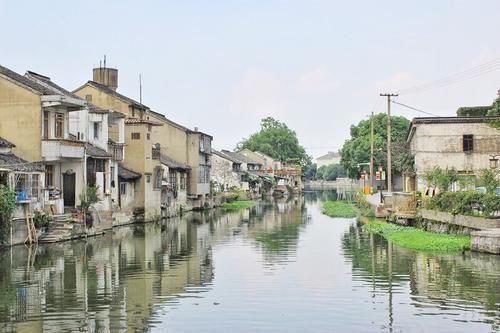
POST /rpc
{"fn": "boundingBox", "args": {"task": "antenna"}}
[139,73,143,104]
[104,55,106,68]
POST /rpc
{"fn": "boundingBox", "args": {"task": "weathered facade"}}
[73,65,213,214]
[407,116,500,191]
[211,149,248,192]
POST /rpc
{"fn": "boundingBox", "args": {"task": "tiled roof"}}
[0,137,15,148]
[118,164,141,180]
[84,81,149,109]
[85,143,112,158]
[25,71,85,100]
[212,149,242,164]
[0,153,44,172]
[221,150,262,165]
[124,118,163,126]
[0,64,54,95]
[160,154,190,170]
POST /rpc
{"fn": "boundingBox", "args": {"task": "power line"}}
[391,100,440,117]
[398,56,500,95]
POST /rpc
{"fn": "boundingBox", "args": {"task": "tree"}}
[237,117,311,168]
[316,164,346,181]
[304,163,317,180]
[340,113,413,178]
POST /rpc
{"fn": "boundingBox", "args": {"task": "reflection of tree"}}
[247,197,308,263]
[342,220,500,328]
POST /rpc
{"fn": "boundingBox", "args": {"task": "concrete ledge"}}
[471,229,500,254]
[420,209,500,230]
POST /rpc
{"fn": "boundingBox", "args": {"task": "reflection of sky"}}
[154,200,500,333]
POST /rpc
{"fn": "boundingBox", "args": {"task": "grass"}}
[322,201,358,218]
[362,221,471,253]
[221,200,255,210]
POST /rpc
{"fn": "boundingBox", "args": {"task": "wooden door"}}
[63,173,76,207]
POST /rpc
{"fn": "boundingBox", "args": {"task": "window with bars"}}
[463,134,473,152]
[170,171,177,190]
[31,174,39,199]
[120,182,126,195]
[131,132,140,140]
[180,173,186,190]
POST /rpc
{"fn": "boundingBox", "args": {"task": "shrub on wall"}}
[425,191,500,217]
[0,187,16,244]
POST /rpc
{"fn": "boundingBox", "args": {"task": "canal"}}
[1,192,499,332]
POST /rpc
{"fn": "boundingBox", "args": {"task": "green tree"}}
[237,117,311,168]
[317,164,347,181]
[340,113,413,178]
[0,187,16,244]
[304,163,317,180]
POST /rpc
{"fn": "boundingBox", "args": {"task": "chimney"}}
[93,56,118,91]
[194,127,199,132]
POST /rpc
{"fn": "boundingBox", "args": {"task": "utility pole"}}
[380,93,398,193]
[370,112,374,193]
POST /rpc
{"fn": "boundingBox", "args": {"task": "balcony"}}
[42,139,85,161]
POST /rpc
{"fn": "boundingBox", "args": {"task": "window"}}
[15,174,29,196]
[120,182,126,195]
[93,122,99,140]
[148,124,152,132]
[170,171,177,190]
[55,113,64,138]
[43,111,49,139]
[180,173,186,190]
[45,165,54,187]
[146,175,151,183]
[147,133,150,140]
[131,132,140,140]
[110,166,115,188]
[463,134,473,152]
[85,94,92,102]
[30,174,39,199]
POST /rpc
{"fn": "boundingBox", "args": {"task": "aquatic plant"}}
[322,201,358,218]
[363,221,470,252]
[221,200,255,210]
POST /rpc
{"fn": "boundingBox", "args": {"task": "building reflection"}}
[342,220,500,331]
[0,197,307,332]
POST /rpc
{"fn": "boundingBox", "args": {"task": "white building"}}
[407,116,500,191]
[316,151,341,168]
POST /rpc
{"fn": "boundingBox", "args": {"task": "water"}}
[1,192,499,332]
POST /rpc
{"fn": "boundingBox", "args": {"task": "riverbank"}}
[220,200,256,210]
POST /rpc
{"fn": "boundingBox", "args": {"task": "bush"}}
[0,187,16,244]
[425,191,499,217]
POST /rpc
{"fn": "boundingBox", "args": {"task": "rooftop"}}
[317,151,340,160]
[0,153,44,172]
[0,137,15,148]
[81,80,149,110]
[222,150,262,165]
[212,149,242,164]
[118,164,141,180]
[160,154,190,170]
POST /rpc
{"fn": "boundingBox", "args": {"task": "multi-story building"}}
[73,65,213,214]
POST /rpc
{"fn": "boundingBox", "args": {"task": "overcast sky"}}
[2,0,500,159]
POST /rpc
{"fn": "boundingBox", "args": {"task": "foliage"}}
[477,169,500,194]
[486,96,500,116]
[362,221,470,252]
[0,187,16,244]
[33,210,52,229]
[340,113,413,178]
[236,117,311,168]
[221,200,255,210]
[322,201,358,218]
[79,186,99,215]
[425,191,500,217]
[304,163,317,180]
[422,167,458,192]
[355,194,375,218]
[456,106,491,117]
[316,164,347,181]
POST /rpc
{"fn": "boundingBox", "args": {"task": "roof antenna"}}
[104,55,106,69]
[139,73,142,104]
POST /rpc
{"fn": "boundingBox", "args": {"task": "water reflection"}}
[342,220,500,332]
[0,197,306,332]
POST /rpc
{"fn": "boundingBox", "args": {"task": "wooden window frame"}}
[55,113,64,139]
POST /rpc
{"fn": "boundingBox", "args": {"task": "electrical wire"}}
[391,100,440,117]
[398,56,500,95]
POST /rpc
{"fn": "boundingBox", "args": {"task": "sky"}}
[1,0,500,160]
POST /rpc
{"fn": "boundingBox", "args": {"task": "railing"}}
[41,139,85,160]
